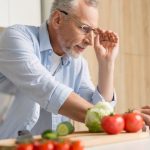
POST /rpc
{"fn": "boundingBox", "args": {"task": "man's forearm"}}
[98,61,114,101]
[58,92,93,122]
[94,29,119,102]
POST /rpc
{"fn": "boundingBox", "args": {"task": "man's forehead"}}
[74,1,99,27]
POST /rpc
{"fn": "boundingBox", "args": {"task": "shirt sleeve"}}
[0,27,73,114]
[77,58,117,107]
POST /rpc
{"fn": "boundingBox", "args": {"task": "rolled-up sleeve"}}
[78,58,116,107]
[0,27,73,114]
[92,88,117,107]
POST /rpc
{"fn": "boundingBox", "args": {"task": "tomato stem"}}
[126,109,134,113]
[110,113,114,116]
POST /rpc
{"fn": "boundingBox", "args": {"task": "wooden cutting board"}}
[64,131,150,147]
[0,131,149,147]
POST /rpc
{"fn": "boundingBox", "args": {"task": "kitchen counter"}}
[0,131,149,149]
[86,136,150,150]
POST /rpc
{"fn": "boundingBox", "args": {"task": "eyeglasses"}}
[58,9,97,35]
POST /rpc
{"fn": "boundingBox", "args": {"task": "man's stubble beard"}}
[57,33,80,59]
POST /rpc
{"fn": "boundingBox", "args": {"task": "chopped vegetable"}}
[85,102,114,132]
[56,121,74,136]
[42,129,58,140]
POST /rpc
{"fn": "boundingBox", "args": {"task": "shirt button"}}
[48,50,52,55]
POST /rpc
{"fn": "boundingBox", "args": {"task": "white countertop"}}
[86,137,150,150]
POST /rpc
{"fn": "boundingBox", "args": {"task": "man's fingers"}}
[113,34,119,43]
[109,32,118,43]
[94,33,100,48]
[98,29,105,43]
[97,29,118,43]
[142,105,150,109]
[141,109,150,115]
[108,34,118,43]
[94,34,107,57]
[141,113,150,127]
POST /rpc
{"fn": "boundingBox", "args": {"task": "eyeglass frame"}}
[57,9,98,35]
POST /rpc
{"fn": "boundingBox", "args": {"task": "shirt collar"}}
[61,55,72,66]
[39,21,52,52]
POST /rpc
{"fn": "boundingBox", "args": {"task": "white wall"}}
[0,0,41,27]
[41,0,54,22]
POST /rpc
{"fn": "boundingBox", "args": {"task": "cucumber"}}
[42,129,58,140]
[56,121,75,136]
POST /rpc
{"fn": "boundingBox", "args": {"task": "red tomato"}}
[55,142,70,150]
[33,140,41,150]
[17,144,33,150]
[123,112,144,132]
[101,114,125,134]
[38,141,54,150]
[70,141,84,150]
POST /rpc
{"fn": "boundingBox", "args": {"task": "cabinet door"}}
[9,0,41,26]
[0,0,9,26]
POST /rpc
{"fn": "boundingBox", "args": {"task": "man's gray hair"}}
[50,0,98,15]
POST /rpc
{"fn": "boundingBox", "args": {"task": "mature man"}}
[0,0,119,138]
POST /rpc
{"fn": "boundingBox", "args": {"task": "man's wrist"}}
[98,61,115,74]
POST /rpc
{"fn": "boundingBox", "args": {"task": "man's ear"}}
[51,11,63,29]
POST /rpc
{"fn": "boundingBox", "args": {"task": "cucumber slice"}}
[56,121,74,136]
[42,129,58,140]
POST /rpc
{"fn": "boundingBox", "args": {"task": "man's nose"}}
[84,32,93,46]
